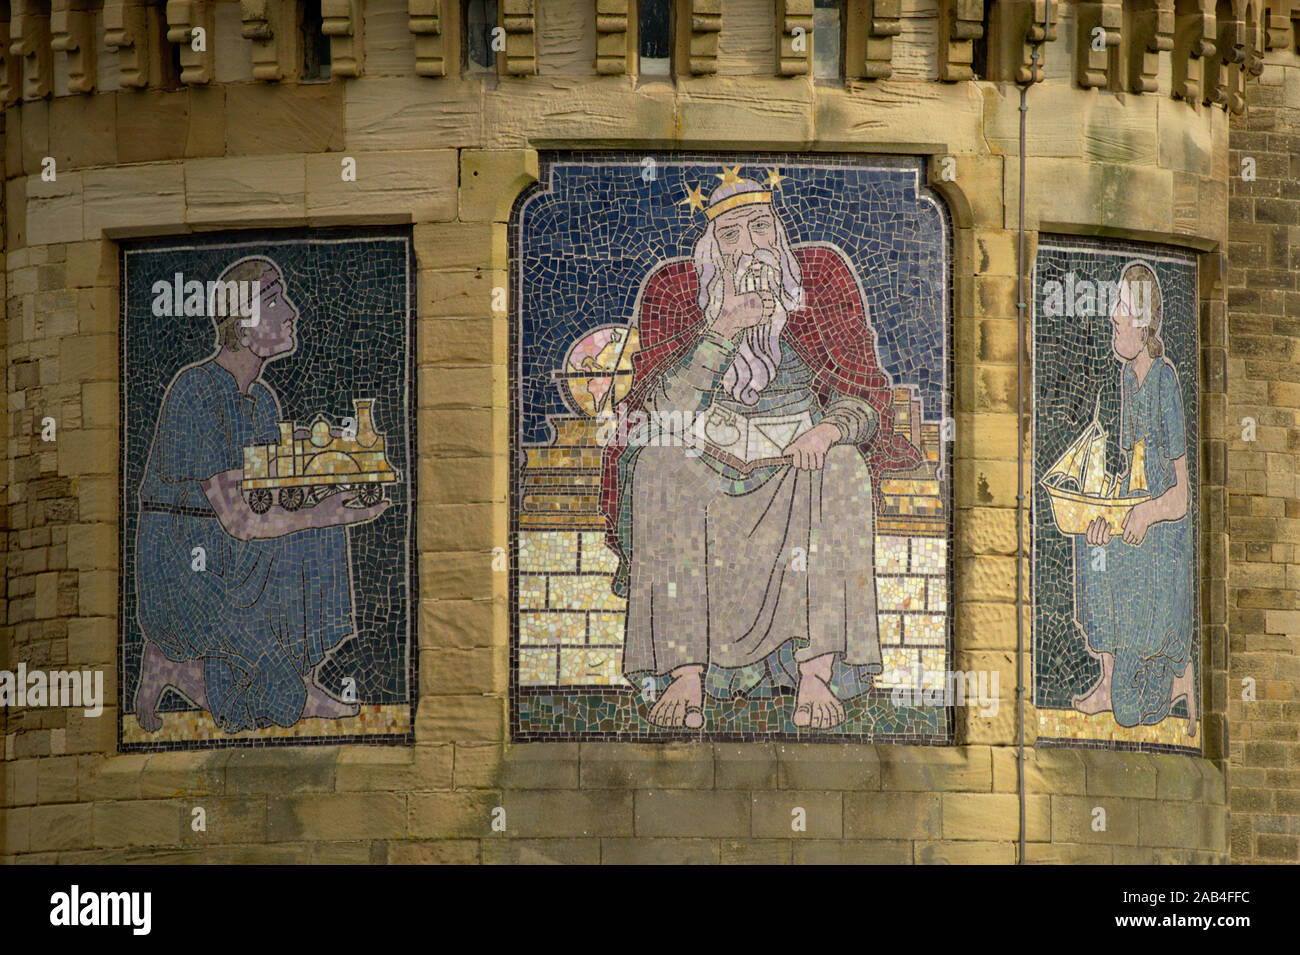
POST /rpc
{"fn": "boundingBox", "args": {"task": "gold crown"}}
[680,167,785,218]
[705,191,772,219]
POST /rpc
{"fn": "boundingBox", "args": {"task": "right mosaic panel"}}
[1033,236,1200,754]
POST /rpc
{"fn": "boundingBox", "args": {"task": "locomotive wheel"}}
[249,488,273,514]
[311,485,334,504]
[280,486,306,511]
[357,484,382,507]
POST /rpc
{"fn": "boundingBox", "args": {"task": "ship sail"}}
[1040,395,1148,536]
[1045,396,1107,494]
[1083,428,1107,495]
[1045,426,1092,489]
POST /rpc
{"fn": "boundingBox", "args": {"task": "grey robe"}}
[621,331,881,682]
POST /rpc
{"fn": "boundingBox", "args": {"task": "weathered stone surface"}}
[226,84,344,155]
[634,790,749,838]
[600,837,718,864]
[751,791,842,839]
[306,150,457,223]
[775,744,881,790]
[267,793,408,841]
[580,743,714,790]
[91,799,182,848]
[82,164,186,237]
[845,791,941,840]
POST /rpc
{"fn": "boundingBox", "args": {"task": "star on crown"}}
[681,167,788,218]
[679,183,707,213]
[715,165,744,186]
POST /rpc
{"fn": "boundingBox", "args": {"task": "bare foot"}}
[647,665,705,729]
[303,677,361,719]
[1172,665,1198,739]
[793,654,845,730]
[134,641,207,732]
[1072,654,1113,715]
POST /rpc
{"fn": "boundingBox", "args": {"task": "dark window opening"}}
[813,0,844,81]
[301,0,332,81]
[465,0,499,73]
[158,5,182,90]
[639,0,672,77]
[971,2,992,80]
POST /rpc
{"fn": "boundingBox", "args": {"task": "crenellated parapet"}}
[0,0,1292,110]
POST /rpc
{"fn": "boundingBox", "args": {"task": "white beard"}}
[719,256,787,406]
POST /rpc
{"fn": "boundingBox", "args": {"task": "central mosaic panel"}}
[511,154,952,740]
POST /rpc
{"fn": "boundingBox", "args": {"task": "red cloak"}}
[599,245,924,559]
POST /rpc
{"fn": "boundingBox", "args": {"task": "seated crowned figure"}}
[600,170,922,731]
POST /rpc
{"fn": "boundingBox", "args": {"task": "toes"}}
[828,702,846,728]
[647,699,668,727]
[661,699,680,728]
[684,707,704,730]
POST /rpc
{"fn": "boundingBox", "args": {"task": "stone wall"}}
[1225,48,1300,865]
[0,0,1272,863]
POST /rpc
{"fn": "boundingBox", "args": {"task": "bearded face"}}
[694,212,804,406]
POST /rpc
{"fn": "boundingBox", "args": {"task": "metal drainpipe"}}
[1015,0,1052,866]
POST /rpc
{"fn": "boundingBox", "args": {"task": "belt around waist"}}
[140,502,217,518]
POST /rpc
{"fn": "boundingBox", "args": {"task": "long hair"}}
[692,215,804,404]
[1119,260,1164,359]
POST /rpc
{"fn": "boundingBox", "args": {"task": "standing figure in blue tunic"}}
[133,255,389,733]
[1071,262,1197,736]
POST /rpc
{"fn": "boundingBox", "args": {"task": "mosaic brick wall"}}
[511,153,952,741]
[119,230,415,751]
[1032,236,1200,755]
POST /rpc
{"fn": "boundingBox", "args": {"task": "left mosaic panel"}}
[119,230,415,751]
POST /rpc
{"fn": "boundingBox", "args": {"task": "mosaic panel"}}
[1033,236,1201,755]
[511,153,953,740]
[119,229,415,751]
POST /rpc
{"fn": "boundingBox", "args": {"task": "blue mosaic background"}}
[517,154,949,444]
[1032,237,1199,715]
[120,231,414,732]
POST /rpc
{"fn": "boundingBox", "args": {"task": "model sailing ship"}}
[1040,395,1149,536]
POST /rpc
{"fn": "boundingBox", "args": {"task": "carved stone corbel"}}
[10,0,53,100]
[1243,0,1265,72]
[859,0,901,78]
[1264,0,1293,48]
[321,0,363,77]
[595,0,630,75]
[1128,0,1174,93]
[1224,1,1264,113]
[241,0,297,81]
[1076,0,1123,89]
[1204,2,1244,108]
[983,0,1056,84]
[409,0,446,76]
[51,0,98,93]
[502,0,536,75]
[686,0,720,75]
[166,0,215,84]
[777,0,813,76]
[937,0,984,82]
[104,0,152,88]
[0,18,21,104]
[1172,0,1216,105]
